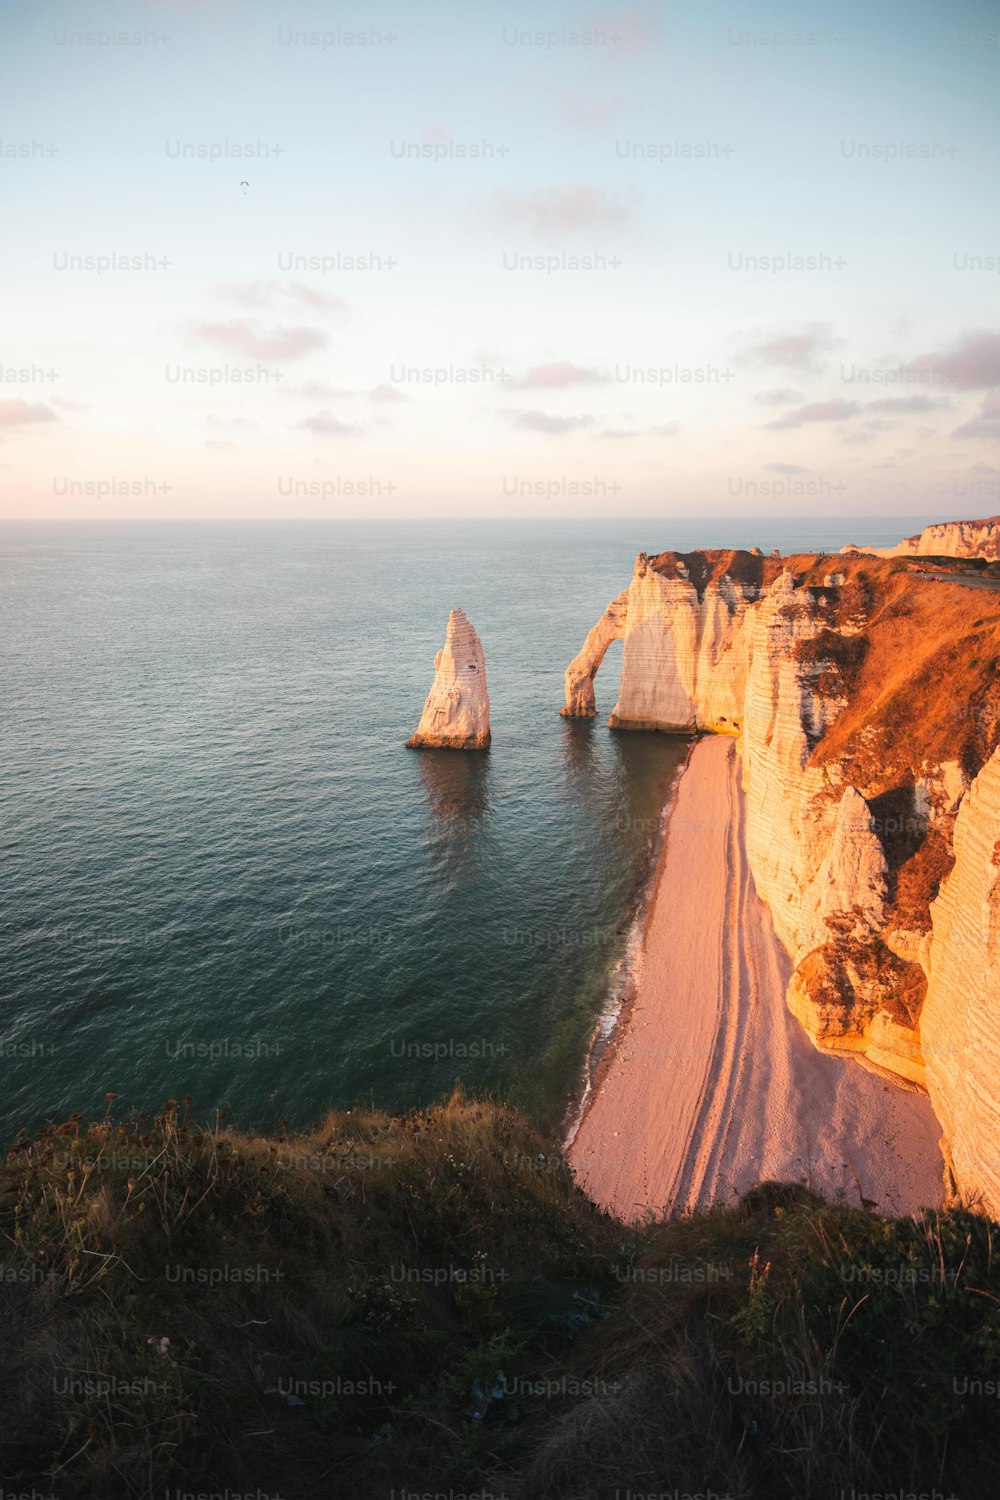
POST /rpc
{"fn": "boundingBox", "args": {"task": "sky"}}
[1,0,999,520]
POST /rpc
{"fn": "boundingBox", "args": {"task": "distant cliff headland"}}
[563,535,1000,1218]
[847,513,1000,562]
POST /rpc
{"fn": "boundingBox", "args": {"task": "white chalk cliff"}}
[846,514,1000,562]
[407,608,491,750]
[922,747,1000,1213]
[565,548,1000,1215]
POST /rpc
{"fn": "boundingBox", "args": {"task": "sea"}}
[0,516,932,1144]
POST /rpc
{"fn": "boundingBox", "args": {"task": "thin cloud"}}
[284,380,345,399]
[738,324,838,373]
[493,186,632,236]
[214,280,347,315]
[50,396,89,412]
[369,384,409,402]
[557,94,623,129]
[0,399,57,427]
[597,421,681,439]
[866,395,951,413]
[765,462,810,474]
[506,409,594,435]
[509,362,608,390]
[753,387,805,406]
[297,411,359,436]
[194,320,327,360]
[951,392,1000,440]
[904,331,1000,390]
[206,414,258,428]
[285,283,345,312]
[588,3,662,49]
[205,440,235,450]
[765,399,861,430]
[215,281,277,307]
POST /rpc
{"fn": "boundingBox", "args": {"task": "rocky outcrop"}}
[845,514,1000,562]
[407,609,491,750]
[565,547,1000,1213]
[799,787,888,944]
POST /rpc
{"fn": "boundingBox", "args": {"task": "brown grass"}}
[891,828,956,934]
[648,547,776,598]
[794,628,871,698]
[795,561,1000,786]
[5,1101,1000,1499]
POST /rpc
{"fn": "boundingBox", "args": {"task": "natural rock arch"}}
[560,590,629,718]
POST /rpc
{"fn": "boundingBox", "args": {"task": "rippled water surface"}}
[0,517,929,1141]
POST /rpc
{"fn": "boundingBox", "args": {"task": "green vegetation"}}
[2,1094,999,1499]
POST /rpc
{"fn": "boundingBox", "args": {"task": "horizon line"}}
[0,512,946,526]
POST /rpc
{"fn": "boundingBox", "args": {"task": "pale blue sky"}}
[2,0,999,517]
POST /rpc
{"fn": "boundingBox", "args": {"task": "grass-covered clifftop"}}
[3,1093,999,1499]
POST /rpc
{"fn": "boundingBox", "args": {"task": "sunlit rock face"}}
[407,608,491,750]
[564,547,1000,1214]
[922,746,1000,1214]
[608,556,754,733]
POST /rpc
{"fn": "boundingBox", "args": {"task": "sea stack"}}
[407,608,491,750]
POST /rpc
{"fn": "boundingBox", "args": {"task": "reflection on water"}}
[559,715,598,778]
[416,748,493,839]
[561,717,691,863]
[609,730,691,843]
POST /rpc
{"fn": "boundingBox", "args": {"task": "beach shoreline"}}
[567,735,945,1222]
[562,734,697,1152]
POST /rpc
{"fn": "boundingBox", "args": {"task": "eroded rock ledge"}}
[564,547,1000,1214]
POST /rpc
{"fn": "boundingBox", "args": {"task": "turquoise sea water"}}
[0,517,931,1143]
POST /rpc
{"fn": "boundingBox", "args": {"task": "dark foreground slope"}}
[2,1094,999,1499]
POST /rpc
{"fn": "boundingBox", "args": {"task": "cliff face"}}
[922,745,1000,1212]
[847,514,1000,562]
[609,553,756,733]
[565,549,1000,1212]
[407,608,491,750]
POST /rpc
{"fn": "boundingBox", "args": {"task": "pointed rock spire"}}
[406,608,491,750]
